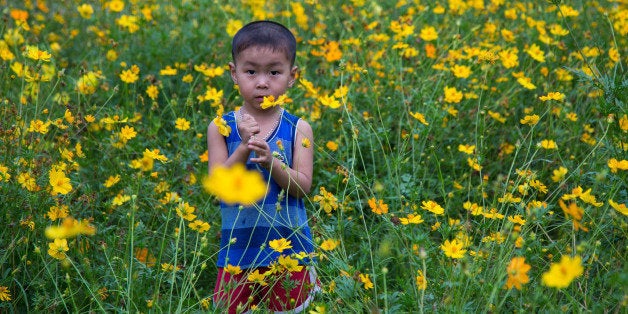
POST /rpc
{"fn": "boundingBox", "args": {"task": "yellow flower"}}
[368,198,389,215]
[202,164,266,205]
[359,273,374,289]
[607,158,628,173]
[120,68,139,84]
[444,86,463,104]
[538,139,557,150]
[421,200,444,215]
[320,239,340,251]
[409,112,429,126]
[24,45,52,62]
[516,76,536,90]
[415,270,427,290]
[451,64,472,79]
[49,169,72,195]
[247,269,268,286]
[224,264,242,275]
[301,137,311,148]
[77,4,94,19]
[77,71,100,95]
[551,166,568,182]
[175,118,191,131]
[542,255,583,289]
[312,187,339,214]
[0,285,11,301]
[609,199,628,216]
[326,141,338,151]
[539,92,566,101]
[226,19,244,37]
[269,238,293,253]
[107,0,125,12]
[458,144,475,155]
[46,205,69,221]
[419,26,438,41]
[188,220,210,233]
[28,119,51,134]
[278,255,303,272]
[399,213,424,225]
[505,257,531,290]
[119,126,137,141]
[261,94,290,109]
[520,114,540,125]
[525,44,545,62]
[146,85,159,100]
[440,239,466,259]
[318,94,341,109]
[47,238,69,260]
[45,216,96,239]
[176,202,197,221]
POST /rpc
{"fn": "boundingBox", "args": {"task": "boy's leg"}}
[267,266,320,313]
[213,268,254,314]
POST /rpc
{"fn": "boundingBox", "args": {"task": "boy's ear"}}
[288,65,298,87]
[229,62,237,84]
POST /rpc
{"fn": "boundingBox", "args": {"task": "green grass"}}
[1,0,627,312]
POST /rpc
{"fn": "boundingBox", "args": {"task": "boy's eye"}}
[246,70,255,75]
[270,71,280,75]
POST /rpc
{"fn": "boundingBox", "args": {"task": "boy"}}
[207,21,318,313]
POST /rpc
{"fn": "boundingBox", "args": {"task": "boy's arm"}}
[266,120,313,198]
[207,121,251,171]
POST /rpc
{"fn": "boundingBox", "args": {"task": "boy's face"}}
[230,46,297,110]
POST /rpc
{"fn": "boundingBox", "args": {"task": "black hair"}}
[231,20,297,66]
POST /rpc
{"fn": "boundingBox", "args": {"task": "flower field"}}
[1,0,627,312]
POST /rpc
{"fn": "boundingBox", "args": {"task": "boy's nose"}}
[256,76,269,89]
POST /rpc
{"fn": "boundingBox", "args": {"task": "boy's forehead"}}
[235,46,292,65]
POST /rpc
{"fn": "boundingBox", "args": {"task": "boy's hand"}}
[248,139,273,169]
[237,113,260,144]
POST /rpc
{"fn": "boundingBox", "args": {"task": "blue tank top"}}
[216,109,315,268]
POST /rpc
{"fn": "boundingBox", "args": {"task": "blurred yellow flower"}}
[226,19,243,37]
[326,141,338,151]
[419,26,438,41]
[261,94,290,109]
[539,91,565,101]
[520,114,540,125]
[458,144,475,155]
[146,85,159,100]
[318,94,341,109]
[278,255,303,272]
[609,199,628,216]
[538,139,557,150]
[505,257,531,290]
[415,270,427,290]
[451,64,472,79]
[399,213,423,225]
[45,216,96,239]
[77,4,94,19]
[542,255,583,289]
[107,0,125,12]
[24,45,52,62]
[607,158,628,173]
[203,164,266,205]
[77,71,100,95]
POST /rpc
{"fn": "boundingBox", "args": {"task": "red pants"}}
[213,266,319,313]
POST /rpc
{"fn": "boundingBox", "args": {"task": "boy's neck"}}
[240,104,282,119]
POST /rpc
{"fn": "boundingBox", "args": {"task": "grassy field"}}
[1,0,627,312]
